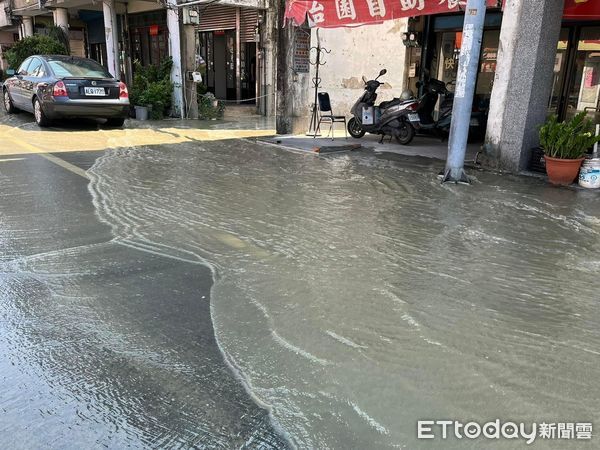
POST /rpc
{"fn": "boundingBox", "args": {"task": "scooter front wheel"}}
[395,120,415,145]
[348,117,366,138]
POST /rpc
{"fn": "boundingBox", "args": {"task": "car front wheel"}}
[33,98,51,127]
[3,89,17,114]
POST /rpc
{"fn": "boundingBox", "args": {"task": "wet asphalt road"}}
[3,109,600,449]
[0,113,288,448]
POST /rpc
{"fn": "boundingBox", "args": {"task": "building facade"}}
[0,0,278,118]
[286,0,600,173]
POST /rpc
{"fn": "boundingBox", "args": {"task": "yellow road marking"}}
[0,123,276,156]
[2,133,88,178]
[0,121,276,178]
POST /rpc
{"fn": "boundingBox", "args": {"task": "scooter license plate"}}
[408,113,420,122]
[470,118,480,126]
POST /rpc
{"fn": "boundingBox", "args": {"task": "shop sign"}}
[563,0,600,20]
[285,0,500,28]
[293,29,311,73]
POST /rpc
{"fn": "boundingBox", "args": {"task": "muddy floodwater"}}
[88,139,600,448]
[2,127,600,448]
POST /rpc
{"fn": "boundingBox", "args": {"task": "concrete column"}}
[236,8,241,103]
[482,0,565,172]
[102,0,120,79]
[263,8,277,117]
[275,0,294,133]
[53,8,69,32]
[22,17,34,37]
[183,24,198,119]
[167,0,184,118]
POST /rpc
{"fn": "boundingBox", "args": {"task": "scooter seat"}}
[379,98,401,109]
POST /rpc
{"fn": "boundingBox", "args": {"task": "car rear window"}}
[48,59,111,78]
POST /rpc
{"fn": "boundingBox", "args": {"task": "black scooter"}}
[347,69,416,145]
[404,77,486,140]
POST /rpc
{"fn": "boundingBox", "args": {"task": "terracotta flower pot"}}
[544,156,585,186]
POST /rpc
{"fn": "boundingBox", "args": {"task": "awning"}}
[563,0,600,20]
[286,0,600,28]
[285,0,500,28]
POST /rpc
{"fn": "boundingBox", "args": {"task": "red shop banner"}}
[285,0,500,28]
[563,0,600,20]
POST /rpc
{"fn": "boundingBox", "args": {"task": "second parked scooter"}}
[404,75,486,141]
[347,69,417,145]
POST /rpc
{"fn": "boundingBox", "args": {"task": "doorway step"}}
[223,104,260,119]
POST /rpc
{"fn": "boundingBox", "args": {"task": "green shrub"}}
[540,112,600,159]
[46,26,71,53]
[130,58,173,119]
[5,35,68,69]
[198,92,225,120]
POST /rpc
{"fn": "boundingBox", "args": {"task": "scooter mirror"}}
[379,69,387,77]
[362,75,367,84]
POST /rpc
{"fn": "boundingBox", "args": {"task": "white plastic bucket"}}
[578,158,600,189]
[134,106,148,121]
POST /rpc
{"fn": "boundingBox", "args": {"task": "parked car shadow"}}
[46,117,126,131]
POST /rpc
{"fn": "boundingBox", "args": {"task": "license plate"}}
[408,113,420,122]
[84,87,105,96]
[470,118,479,126]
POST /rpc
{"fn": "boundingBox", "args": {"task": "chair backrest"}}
[318,92,333,115]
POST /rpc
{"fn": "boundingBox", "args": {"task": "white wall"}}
[309,19,409,117]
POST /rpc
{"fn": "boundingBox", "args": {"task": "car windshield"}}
[48,59,111,78]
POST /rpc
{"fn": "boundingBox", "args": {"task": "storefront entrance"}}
[551,24,600,122]
[423,13,600,128]
[129,11,169,68]
[420,13,502,139]
[197,5,260,104]
[200,30,237,101]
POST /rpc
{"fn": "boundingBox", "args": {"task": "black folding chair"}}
[317,92,347,140]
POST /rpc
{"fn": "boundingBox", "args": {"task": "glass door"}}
[565,26,600,122]
[549,28,571,116]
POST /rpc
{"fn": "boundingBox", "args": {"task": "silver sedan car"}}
[3,55,129,127]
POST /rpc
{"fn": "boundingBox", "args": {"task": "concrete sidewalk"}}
[261,130,482,161]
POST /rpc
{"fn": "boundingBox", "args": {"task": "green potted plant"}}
[539,112,600,185]
[197,92,225,120]
[129,58,174,120]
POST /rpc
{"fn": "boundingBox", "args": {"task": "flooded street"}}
[2,112,600,448]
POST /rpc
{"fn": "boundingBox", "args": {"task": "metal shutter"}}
[240,8,258,42]
[197,4,237,32]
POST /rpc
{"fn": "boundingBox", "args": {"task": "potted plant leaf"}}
[539,112,600,185]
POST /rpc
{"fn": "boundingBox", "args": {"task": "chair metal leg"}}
[315,118,324,138]
[329,122,334,140]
